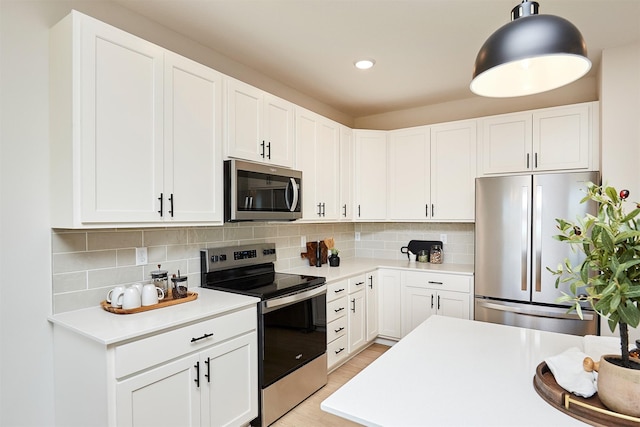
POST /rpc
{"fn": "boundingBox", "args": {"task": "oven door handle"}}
[261,284,327,313]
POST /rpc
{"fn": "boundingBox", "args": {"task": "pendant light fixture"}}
[470,0,591,98]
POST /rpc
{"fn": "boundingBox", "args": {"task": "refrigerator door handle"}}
[521,187,529,291]
[535,185,543,293]
[477,300,595,321]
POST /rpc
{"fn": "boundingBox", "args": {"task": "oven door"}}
[260,285,326,388]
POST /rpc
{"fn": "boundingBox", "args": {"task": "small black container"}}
[329,256,340,267]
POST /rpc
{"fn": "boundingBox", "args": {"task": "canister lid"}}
[171,275,188,283]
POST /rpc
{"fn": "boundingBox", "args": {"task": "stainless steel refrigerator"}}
[474,172,600,336]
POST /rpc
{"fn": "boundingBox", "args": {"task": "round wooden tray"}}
[533,361,640,426]
[100,290,197,314]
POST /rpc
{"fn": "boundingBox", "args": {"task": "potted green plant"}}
[549,183,640,417]
[328,248,340,267]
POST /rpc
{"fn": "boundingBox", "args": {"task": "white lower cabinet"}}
[377,269,402,340]
[326,280,349,370]
[401,271,472,337]
[365,270,379,342]
[348,275,367,354]
[53,306,257,427]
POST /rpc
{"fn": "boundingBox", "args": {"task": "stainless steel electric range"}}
[200,243,327,427]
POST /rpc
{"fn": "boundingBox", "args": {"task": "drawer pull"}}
[334,288,345,293]
[335,347,345,355]
[334,327,345,333]
[355,281,364,286]
[428,281,443,285]
[191,332,213,343]
[334,307,345,313]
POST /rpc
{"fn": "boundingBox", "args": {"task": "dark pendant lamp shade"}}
[470,1,591,97]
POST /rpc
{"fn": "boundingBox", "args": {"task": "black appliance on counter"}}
[200,243,326,427]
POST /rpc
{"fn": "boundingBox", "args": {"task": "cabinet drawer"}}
[327,316,347,343]
[115,306,256,378]
[403,271,471,293]
[348,275,366,293]
[327,334,348,369]
[327,280,348,302]
[327,296,348,323]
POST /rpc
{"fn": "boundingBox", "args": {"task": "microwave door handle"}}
[285,178,299,212]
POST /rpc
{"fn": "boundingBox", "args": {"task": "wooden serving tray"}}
[533,361,640,426]
[100,290,197,314]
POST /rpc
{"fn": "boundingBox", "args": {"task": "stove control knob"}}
[210,255,219,262]
[219,254,227,261]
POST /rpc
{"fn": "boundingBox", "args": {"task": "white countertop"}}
[321,316,586,426]
[285,258,474,283]
[48,289,259,345]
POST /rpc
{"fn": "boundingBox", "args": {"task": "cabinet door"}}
[348,290,366,353]
[226,78,262,163]
[263,94,295,167]
[480,113,532,174]
[533,104,590,171]
[295,110,319,219]
[402,287,436,337]
[316,119,340,220]
[378,269,402,339]
[201,332,258,427]
[388,127,431,220]
[339,126,354,220]
[164,52,223,222]
[436,290,470,320]
[116,354,201,427]
[430,121,477,221]
[365,271,379,342]
[355,131,387,220]
[80,16,164,223]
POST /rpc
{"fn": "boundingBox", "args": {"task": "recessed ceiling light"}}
[354,59,375,70]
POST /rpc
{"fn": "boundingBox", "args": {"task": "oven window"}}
[236,171,300,213]
[262,293,326,387]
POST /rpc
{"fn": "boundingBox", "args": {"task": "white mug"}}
[141,284,164,306]
[130,283,144,295]
[118,287,141,310]
[107,285,126,308]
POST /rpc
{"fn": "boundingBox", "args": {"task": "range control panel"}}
[201,243,277,272]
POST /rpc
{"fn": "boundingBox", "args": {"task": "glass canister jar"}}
[171,273,188,299]
[150,264,169,297]
[430,245,443,264]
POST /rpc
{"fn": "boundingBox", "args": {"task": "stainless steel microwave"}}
[224,160,302,221]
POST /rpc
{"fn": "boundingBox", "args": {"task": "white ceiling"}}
[111,0,640,118]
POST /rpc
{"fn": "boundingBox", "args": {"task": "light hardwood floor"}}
[272,343,391,427]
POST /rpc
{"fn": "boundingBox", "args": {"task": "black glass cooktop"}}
[201,266,325,300]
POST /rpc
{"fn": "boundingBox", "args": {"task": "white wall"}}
[599,41,640,340]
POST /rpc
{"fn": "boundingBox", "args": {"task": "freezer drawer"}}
[474,298,598,336]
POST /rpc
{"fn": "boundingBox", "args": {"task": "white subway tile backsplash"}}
[51,221,474,314]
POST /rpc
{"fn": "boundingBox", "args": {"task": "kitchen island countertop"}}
[321,315,586,426]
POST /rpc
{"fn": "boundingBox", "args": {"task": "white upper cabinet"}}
[164,53,223,223]
[354,130,388,220]
[50,11,223,228]
[387,121,476,221]
[388,126,431,220]
[225,78,295,168]
[339,126,354,221]
[430,120,477,221]
[479,102,598,175]
[295,108,340,220]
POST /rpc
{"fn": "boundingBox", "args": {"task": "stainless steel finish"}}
[261,353,327,427]
[475,172,600,335]
[225,159,302,221]
[261,284,327,313]
[475,298,598,336]
[201,243,277,273]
